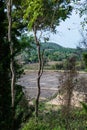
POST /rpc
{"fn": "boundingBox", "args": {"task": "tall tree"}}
[23,0,72,119]
[0,0,30,129]
[0,0,12,129]
[7,0,15,129]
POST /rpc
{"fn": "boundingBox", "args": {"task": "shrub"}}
[22,119,49,130]
[51,63,63,70]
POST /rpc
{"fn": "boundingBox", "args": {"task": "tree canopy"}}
[23,0,72,32]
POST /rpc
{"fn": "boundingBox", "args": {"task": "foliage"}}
[83,53,87,67]
[23,0,72,31]
[22,119,49,130]
[14,85,31,130]
[77,0,87,28]
[22,0,72,119]
[21,105,87,130]
[51,62,64,70]
[58,56,78,124]
[21,42,82,63]
[1,0,87,129]
[0,0,11,129]
[80,101,87,113]
[18,34,36,63]
[0,0,30,129]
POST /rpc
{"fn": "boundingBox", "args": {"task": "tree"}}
[59,56,77,129]
[18,34,35,63]
[22,0,72,119]
[0,0,31,129]
[77,0,87,28]
[0,0,12,129]
[7,0,16,129]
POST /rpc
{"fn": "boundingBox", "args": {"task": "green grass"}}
[23,61,87,72]
[21,102,87,130]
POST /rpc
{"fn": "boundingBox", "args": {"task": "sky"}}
[47,10,84,48]
[28,0,86,48]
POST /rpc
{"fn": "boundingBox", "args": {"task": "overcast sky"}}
[29,0,86,48]
[48,10,84,48]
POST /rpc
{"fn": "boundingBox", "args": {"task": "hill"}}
[41,42,63,50]
[21,42,82,63]
[40,42,79,61]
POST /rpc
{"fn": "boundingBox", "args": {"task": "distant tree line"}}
[20,41,83,63]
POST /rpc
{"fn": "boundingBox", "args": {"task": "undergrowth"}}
[22,102,87,130]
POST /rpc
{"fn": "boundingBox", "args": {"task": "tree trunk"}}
[35,45,41,118]
[33,26,44,119]
[7,0,15,129]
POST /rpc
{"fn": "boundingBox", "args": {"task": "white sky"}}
[48,10,84,48]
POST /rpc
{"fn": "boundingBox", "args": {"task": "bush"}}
[21,107,87,130]
[22,119,49,130]
[51,63,63,70]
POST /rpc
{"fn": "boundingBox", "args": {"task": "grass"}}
[22,101,87,130]
[23,61,65,71]
[23,62,87,74]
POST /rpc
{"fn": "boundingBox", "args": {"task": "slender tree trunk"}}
[35,45,41,118]
[33,26,44,119]
[7,0,15,129]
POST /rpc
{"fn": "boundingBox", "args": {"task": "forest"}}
[21,41,86,70]
[21,42,80,62]
[0,0,87,130]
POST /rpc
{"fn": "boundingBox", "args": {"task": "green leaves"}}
[83,53,87,67]
[80,101,87,113]
[23,0,44,30]
[22,0,72,31]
